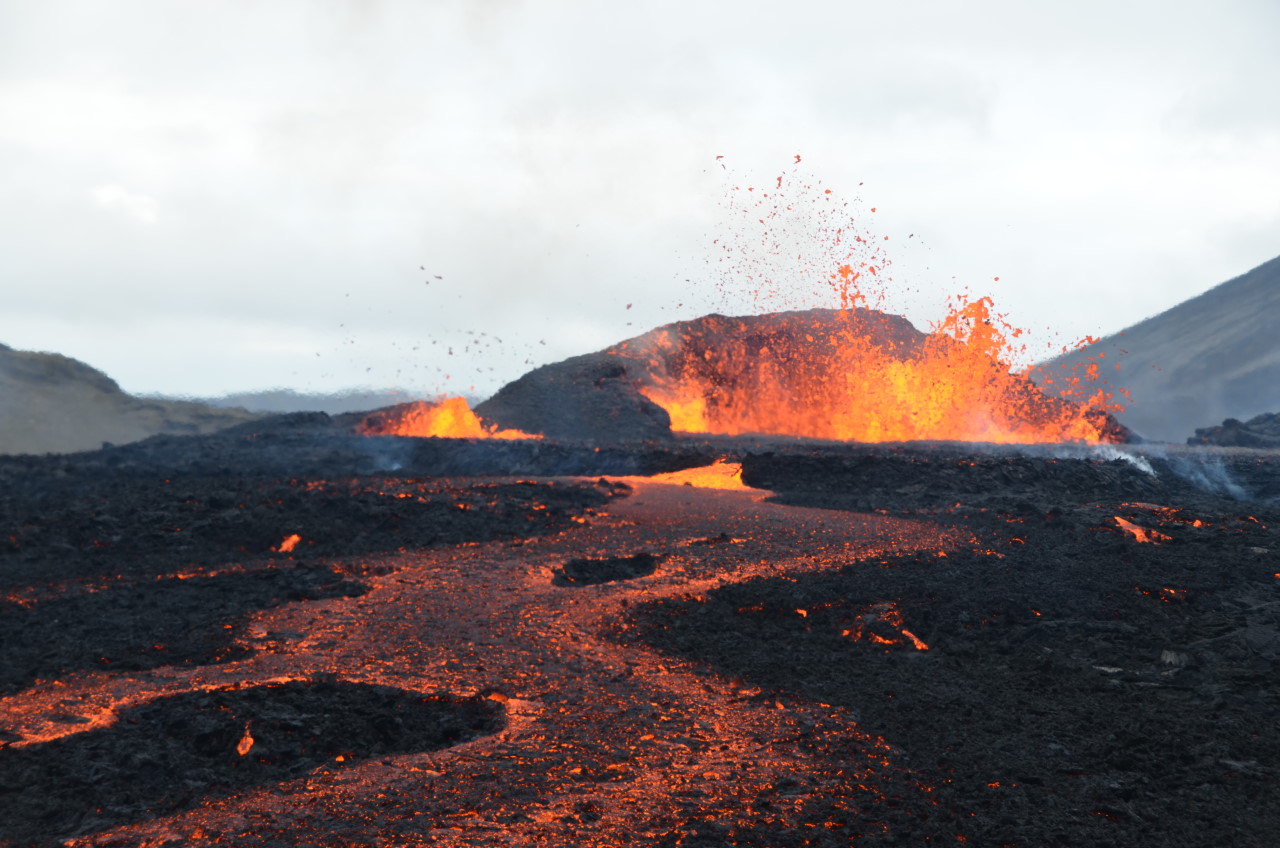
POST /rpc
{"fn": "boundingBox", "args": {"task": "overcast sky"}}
[2,0,1278,399]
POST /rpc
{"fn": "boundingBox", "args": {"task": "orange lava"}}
[356,396,540,440]
[641,459,755,490]
[637,297,1118,444]
[1120,502,1207,528]
[275,533,302,553]
[636,162,1123,444]
[1114,516,1171,544]
[840,601,930,651]
[0,479,958,845]
[236,724,255,756]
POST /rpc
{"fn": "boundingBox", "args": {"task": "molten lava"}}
[1114,516,1171,544]
[274,533,302,554]
[642,459,754,490]
[621,300,1121,444]
[362,163,1124,446]
[841,601,930,651]
[356,397,540,440]
[615,163,1125,445]
[236,724,254,756]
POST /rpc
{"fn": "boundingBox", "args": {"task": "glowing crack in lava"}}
[1114,516,1172,544]
[356,396,540,440]
[840,600,930,651]
[273,533,302,554]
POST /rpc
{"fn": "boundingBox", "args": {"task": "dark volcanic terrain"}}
[1,418,1278,847]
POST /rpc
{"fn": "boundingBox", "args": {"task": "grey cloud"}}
[2,0,1278,399]
[1165,76,1280,138]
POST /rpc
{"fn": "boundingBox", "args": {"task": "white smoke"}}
[1090,444,1158,478]
[1043,442,1158,478]
[1162,451,1248,500]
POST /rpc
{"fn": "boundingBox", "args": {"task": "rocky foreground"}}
[1,423,1278,847]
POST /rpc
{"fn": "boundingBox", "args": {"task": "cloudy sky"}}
[2,0,1277,399]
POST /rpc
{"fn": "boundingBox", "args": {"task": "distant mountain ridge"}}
[164,389,440,416]
[1034,254,1280,443]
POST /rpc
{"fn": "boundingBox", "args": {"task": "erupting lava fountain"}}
[363,162,1128,445]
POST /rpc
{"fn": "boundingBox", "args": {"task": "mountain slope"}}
[1035,254,1280,442]
[0,344,261,455]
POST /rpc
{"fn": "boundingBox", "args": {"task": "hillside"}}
[1035,254,1280,442]
[0,344,261,455]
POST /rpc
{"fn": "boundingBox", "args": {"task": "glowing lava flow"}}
[356,396,540,440]
[641,459,754,490]
[1115,516,1171,544]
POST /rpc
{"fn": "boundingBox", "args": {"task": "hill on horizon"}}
[161,388,447,416]
[0,344,262,455]
[0,342,472,455]
[1034,254,1280,443]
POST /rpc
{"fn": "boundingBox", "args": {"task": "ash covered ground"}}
[1,416,1278,847]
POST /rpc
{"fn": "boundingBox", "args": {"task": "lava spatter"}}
[633,161,1126,444]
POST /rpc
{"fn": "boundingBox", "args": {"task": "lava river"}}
[0,471,960,847]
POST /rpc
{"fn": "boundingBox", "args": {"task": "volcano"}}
[472,307,1130,445]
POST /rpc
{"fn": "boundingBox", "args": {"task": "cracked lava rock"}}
[1,425,1278,847]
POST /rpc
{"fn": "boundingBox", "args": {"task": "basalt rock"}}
[1189,411,1280,448]
[474,353,674,442]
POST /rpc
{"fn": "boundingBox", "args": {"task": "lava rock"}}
[1189,412,1280,448]
[553,552,661,586]
[475,307,1134,445]
[475,353,673,442]
[0,681,502,846]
